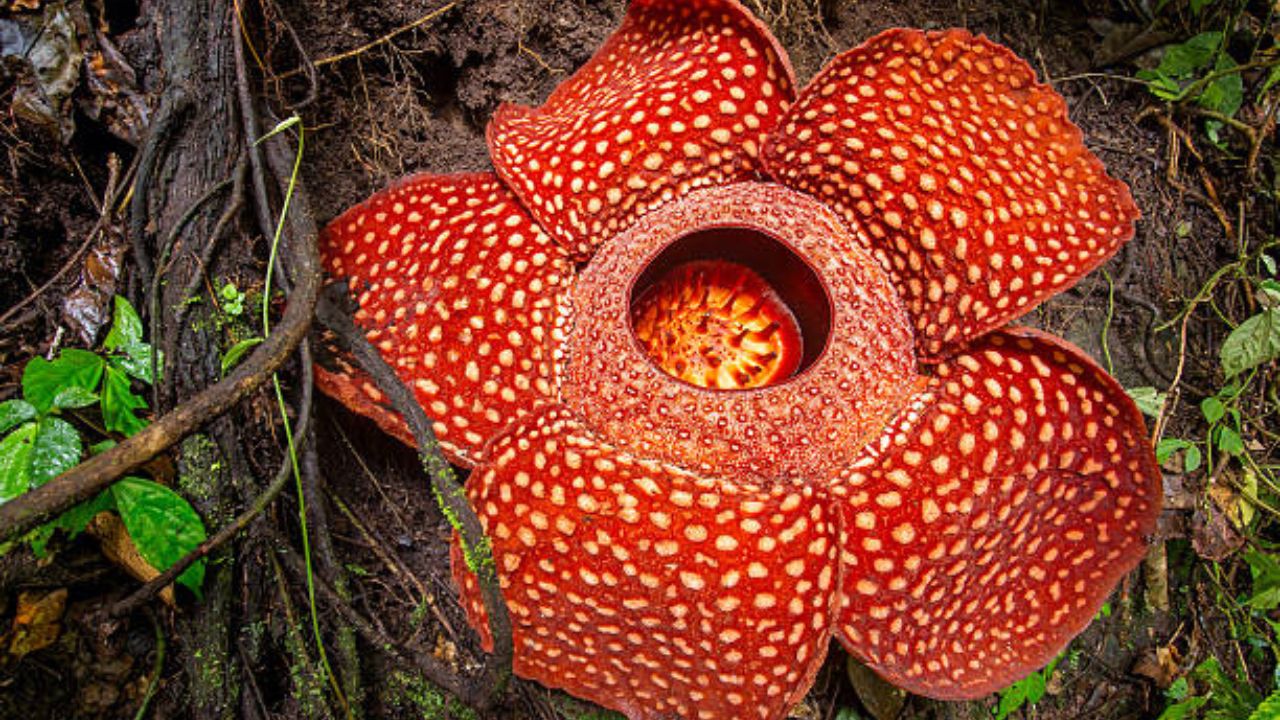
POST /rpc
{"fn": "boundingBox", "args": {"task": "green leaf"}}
[1185,445,1203,472]
[1161,32,1223,78]
[101,366,148,437]
[1247,689,1280,720]
[0,399,37,434]
[27,491,115,558]
[0,422,38,503]
[1157,438,1202,471]
[995,677,1032,720]
[1137,69,1183,101]
[1215,425,1245,456]
[109,344,157,385]
[1259,280,1280,308]
[1129,386,1168,418]
[111,477,207,594]
[1193,657,1263,718]
[22,349,105,413]
[51,385,99,410]
[1201,396,1226,424]
[1221,310,1280,377]
[0,418,78,537]
[1159,696,1209,720]
[1244,549,1280,611]
[31,417,81,486]
[220,336,263,375]
[103,296,144,351]
[1190,0,1217,13]
[1200,69,1243,118]
[104,296,157,384]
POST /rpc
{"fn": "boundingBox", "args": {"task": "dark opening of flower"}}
[316,1,1162,718]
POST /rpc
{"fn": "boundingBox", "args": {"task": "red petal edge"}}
[831,327,1160,698]
[453,405,838,720]
[488,0,796,258]
[316,172,573,466]
[764,29,1140,360]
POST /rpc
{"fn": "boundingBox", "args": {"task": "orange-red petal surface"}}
[317,173,573,465]
[831,328,1160,698]
[488,0,796,257]
[764,29,1139,360]
[453,405,839,720]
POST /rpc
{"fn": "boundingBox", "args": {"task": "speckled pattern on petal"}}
[561,182,917,484]
[764,29,1139,360]
[488,0,796,258]
[316,173,574,465]
[453,405,839,720]
[830,328,1160,698]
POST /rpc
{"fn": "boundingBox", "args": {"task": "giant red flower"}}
[316,2,1161,718]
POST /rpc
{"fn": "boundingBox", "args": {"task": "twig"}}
[235,21,284,264]
[274,2,457,81]
[260,0,319,108]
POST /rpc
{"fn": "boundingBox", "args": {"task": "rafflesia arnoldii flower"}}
[316,1,1162,718]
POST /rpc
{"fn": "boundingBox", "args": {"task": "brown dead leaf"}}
[62,230,125,344]
[1132,644,1182,689]
[4,588,68,659]
[1207,479,1244,528]
[86,513,175,606]
[1191,504,1245,562]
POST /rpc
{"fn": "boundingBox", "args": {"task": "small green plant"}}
[1157,657,1280,719]
[215,280,264,375]
[993,653,1062,720]
[1137,27,1244,144]
[218,280,248,318]
[0,296,208,593]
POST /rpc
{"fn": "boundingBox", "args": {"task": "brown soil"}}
[0,0,1268,719]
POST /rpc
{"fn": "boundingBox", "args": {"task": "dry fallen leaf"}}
[1132,644,1183,689]
[4,588,68,659]
[86,512,175,606]
[1192,503,1245,562]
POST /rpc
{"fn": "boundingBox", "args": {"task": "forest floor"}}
[1,1,1278,719]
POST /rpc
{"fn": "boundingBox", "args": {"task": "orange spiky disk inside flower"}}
[630,260,803,390]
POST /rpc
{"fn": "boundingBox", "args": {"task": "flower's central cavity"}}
[628,227,832,390]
